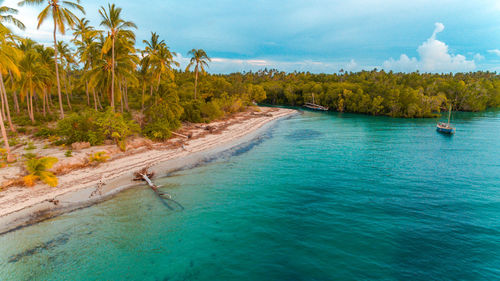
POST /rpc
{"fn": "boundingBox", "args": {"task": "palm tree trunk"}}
[42,89,47,117]
[92,87,98,111]
[151,85,155,105]
[97,91,103,110]
[124,80,129,111]
[45,89,52,114]
[62,59,72,111]
[0,72,14,132]
[0,105,14,162]
[8,70,19,114]
[29,89,35,124]
[0,82,6,121]
[85,80,90,106]
[65,80,72,110]
[194,66,199,99]
[53,18,64,119]
[141,84,145,112]
[111,36,115,111]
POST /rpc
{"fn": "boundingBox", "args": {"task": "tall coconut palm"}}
[98,3,136,111]
[18,0,85,119]
[18,46,49,124]
[143,32,178,99]
[35,44,55,116]
[57,40,73,110]
[186,49,210,99]
[72,17,95,105]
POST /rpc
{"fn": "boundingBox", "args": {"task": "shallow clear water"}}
[1,110,499,281]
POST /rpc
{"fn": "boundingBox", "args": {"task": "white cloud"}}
[487,49,500,56]
[473,53,485,61]
[175,54,360,74]
[382,22,476,73]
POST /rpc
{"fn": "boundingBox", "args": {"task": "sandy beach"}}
[0,107,297,234]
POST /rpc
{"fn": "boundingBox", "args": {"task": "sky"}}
[3,0,500,74]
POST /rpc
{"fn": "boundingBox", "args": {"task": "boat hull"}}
[436,126,455,134]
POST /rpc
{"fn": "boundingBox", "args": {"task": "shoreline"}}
[0,107,298,235]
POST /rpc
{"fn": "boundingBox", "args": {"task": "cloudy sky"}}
[3,0,500,73]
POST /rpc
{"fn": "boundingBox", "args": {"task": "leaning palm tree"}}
[99,3,136,111]
[0,3,24,135]
[186,49,210,99]
[18,0,85,119]
[0,28,21,133]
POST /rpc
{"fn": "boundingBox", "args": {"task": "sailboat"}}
[303,93,329,111]
[436,104,455,134]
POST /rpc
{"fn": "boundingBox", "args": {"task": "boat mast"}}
[447,104,452,125]
[312,93,315,104]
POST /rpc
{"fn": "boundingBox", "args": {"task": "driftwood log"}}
[134,168,171,199]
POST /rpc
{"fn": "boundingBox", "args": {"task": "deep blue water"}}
[1,110,499,281]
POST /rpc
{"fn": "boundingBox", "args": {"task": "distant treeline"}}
[230,69,500,117]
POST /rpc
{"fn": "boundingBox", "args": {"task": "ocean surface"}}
[1,110,499,281]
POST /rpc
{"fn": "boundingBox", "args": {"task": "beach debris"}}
[134,168,171,199]
[89,180,104,198]
[204,125,216,132]
[46,198,60,205]
[134,168,184,211]
[71,142,90,151]
[171,131,191,139]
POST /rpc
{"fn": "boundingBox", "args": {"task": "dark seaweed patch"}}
[285,129,323,141]
[8,233,70,263]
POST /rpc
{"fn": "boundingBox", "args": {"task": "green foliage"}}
[0,149,8,168]
[89,151,109,164]
[143,94,183,141]
[95,108,140,145]
[252,70,500,117]
[23,157,59,187]
[57,108,139,146]
[57,110,102,145]
[65,150,73,157]
[25,142,36,151]
[34,127,57,138]
[23,153,38,160]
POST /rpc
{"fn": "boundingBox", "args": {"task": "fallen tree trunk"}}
[171,131,190,139]
[134,168,171,199]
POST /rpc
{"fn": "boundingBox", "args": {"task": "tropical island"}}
[0,1,499,231]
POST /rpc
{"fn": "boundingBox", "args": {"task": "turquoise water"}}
[1,110,499,280]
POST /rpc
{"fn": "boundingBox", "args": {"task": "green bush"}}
[143,98,183,141]
[57,110,102,145]
[57,108,139,146]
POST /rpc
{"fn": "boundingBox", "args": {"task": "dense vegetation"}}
[249,69,500,117]
[0,1,263,165]
[0,0,499,168]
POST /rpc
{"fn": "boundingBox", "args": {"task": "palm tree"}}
[143,32,179,100]
[98,3,136,111]
[0,3,24,135]
[0,3,25,30]
[57,40,73,110]
[72,17,95,106]
[0,30,20,133]
[18,45,49,124]
[23,156,58,187]
[18,0,85,119]
[35,44,55,116]
[186,49,210,99]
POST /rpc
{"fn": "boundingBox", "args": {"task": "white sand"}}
[0,107,297,234]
